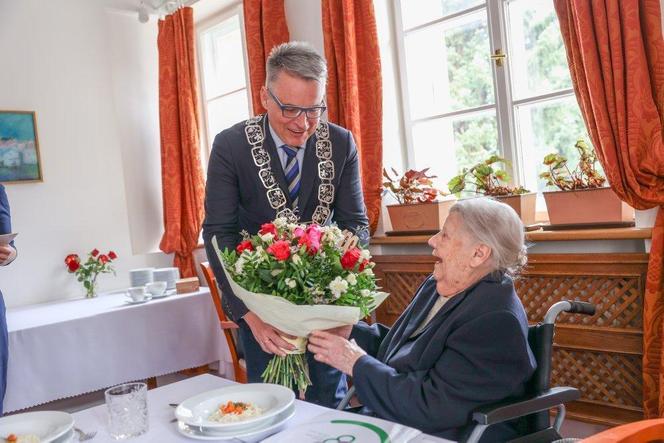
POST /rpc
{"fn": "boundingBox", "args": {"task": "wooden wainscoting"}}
[373,253,649,426]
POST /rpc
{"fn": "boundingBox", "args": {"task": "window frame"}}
[195,1,253,168]
[393,0,578,190]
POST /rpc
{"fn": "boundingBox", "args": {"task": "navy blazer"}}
[202,116,370,321]
[0,185,14,252]
[351,273,536,442]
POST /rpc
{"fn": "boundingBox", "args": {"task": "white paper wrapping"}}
[212,237,388,338]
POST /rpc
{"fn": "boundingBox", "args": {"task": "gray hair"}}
[450,198,527,275]
[266,41,327,86]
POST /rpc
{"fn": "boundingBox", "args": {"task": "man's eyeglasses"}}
[267,88,326,119]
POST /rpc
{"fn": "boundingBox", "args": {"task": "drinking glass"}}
[105,382,149,439]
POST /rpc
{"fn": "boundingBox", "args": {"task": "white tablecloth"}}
[5,289,229,413]
[71,374,452,442]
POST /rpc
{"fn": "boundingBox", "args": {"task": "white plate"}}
[177,404,294,441]
[0,411,74,443]
[175,383,295,431]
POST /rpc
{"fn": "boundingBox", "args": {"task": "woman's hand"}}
[243,311,296,357]
[308,330,366,375]
[0,245,15,265]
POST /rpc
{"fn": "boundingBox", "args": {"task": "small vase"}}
[85,279,98,298]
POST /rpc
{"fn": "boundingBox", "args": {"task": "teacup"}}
[127,286,147,302]
[145,281,167,297]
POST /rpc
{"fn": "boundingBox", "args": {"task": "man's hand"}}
[0,245,15,265]
[243,311,296,357]
[308,330,366,375]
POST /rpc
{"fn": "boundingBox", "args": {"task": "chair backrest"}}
[520,322,556,434]
[200,261,246,383]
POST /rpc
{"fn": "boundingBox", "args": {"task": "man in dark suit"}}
[203,41,369,407]
[0,184,17,413]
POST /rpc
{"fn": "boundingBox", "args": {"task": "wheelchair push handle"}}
[543,300,596,324]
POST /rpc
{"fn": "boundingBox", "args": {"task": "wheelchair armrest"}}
[472,386,580,425]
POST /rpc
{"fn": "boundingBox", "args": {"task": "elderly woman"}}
[308,198,536,441]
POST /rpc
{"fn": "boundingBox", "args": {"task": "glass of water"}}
[105,382,149,439]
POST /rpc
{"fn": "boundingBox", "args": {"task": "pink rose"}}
[267,240,291,261]
[259,223,277,236]
[340,248,361,270]
[236,240,254,254]
[298,225,322,254]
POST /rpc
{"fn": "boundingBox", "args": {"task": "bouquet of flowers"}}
[65,248,118,298]
[213,218,387,397]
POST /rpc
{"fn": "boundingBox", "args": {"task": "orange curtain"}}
[157,7,206,278]
[322,0,383,234]
[554,0,664,416]
[243,0,290,115]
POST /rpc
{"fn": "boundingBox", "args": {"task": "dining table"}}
[71,373,453,442]
[5,288,232,413]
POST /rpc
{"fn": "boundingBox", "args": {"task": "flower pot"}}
[496,192,537,225]
[543,187,634,226]
[386,200,455,233]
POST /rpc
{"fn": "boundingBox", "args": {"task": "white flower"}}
[360,249,371,261]
[285,278,297,289]
[260,232,274,243]
[328,276,349,299]
[234,257,246,275]
[362,267,374,276]
[345,273,357,285]
[292,254,302,265]
[271,269,283,276]
[360,289,370,297]
[252,246,266,263]
[273,217,288,229]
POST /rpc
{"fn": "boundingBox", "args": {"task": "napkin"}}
[0,233,17,245]
[262,409,423,443]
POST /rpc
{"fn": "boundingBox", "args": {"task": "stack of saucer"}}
[175,384,295,441]
[154,267,180,290]
[129,268,154,287]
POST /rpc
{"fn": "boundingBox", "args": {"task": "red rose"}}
[108,251,117,260]
[267,240,291,261]
[98,254,109,263]
[259,223,277,236]
[64,254,79,265]
[91,249,99,257]
[340,248,361,270]
[67,261,80,272]
[358,260,370,272]
[236,240,254,254]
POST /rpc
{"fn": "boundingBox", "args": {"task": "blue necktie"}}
[281,145,300,209]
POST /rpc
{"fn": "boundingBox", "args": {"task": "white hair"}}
[450,198,527,275]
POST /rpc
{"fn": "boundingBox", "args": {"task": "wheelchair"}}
[337,300,596,443]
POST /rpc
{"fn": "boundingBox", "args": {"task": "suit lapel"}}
[297,135,318,217]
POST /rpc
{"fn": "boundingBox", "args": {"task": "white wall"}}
[0,0,171,307]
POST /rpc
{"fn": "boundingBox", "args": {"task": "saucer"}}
[124,297,150,305]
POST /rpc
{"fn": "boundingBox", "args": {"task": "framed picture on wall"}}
[0,110,43,183]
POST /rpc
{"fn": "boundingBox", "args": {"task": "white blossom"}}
[360,249,371,261]
[345,273,357,285]
[292,254,302,265]
[328,276,349,299]
[360,289,370,297]
[234,257,246,275]
[285,278,297,289]
[260,232,275,243]
[271,269,283,276]
[273,217,288,230]
[362,267,374,277]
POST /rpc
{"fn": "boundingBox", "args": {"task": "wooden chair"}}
[581,419,664,443]
[200,261,247,383]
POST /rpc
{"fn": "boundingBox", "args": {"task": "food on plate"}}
[208,400,263,423]
[4,435,40,443]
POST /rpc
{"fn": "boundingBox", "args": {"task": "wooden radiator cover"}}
[373,253,649,426]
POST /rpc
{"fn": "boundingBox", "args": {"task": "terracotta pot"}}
[386,200,455,233]
[496,193,537,225]
[543,187,634,225]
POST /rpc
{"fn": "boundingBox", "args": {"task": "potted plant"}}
[539,139,633,225]
[447,155,537,225]
[382,168,453,233]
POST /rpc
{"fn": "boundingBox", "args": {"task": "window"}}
[198,8,251,159]
[394,0,590,203]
